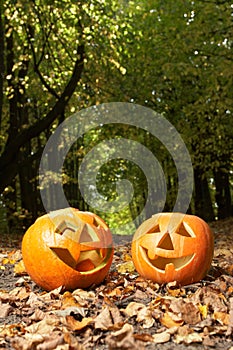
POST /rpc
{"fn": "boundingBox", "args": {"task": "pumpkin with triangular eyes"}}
[22,208,113,291]
[131,213,214,286]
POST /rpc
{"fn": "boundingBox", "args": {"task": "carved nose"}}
[157,232,174,250]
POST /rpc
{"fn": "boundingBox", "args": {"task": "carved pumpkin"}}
[131,213,214,286]
[22,208,113,291]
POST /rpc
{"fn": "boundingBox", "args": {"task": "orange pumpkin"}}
[22,208,113,291]
[131,213,214,286]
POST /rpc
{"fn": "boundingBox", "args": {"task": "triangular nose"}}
[157,232,174,250]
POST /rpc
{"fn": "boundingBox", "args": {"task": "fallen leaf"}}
[152,331,171,343]
[64,315,93,331]
[136,306,154,328]
[213,311,229,325]
[63,332,85,349]
[133,333,154,342]
[117,261,135,274]
[62,291,82,308]
[193,287,228,313]
[95,308,111,330]
[198,304,208,318]
[0,303,12,317]
[95,306,123,330]
[25,314,60,334]
[53,306,86,318]
[106,287,122,297]
[152,327,177,344]
[106,323,143,349]
[123,302,145,317]
[160,312,184,328]
[72,289,95,306]
[174,331,203,344]
[226,297,233,335]
[169,299,201,324]
[14,260,26,275]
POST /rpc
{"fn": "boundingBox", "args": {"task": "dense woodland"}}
[0,0,232,234]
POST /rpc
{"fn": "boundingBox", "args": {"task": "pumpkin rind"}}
[131,213,214,286]
[22,208,113,291]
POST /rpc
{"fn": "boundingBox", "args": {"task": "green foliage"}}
[0,0,232,231]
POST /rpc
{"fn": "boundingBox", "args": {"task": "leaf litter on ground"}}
[0,217,233,349]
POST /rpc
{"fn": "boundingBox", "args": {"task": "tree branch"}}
[0,42,85,192]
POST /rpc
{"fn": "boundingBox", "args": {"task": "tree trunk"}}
[194,167,215,222]
[214,169,232,219]
[0,2,4,128]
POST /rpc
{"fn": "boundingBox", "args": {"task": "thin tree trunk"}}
[194,167,215,222]
[0,2,4,129]
[214,169,232,219]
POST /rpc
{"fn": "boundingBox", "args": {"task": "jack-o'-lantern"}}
[131,213,214,286]
[22,208,113,291]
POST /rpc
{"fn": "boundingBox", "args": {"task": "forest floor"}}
[0,217,233,349]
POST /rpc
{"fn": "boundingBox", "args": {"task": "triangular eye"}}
[157,232,174,250]
[79,224,99,243]
[176,222,193,237]
[55,220,76,235]
[147,225,160,233]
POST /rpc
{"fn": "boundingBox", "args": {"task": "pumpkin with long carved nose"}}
[131,213,214,286]
[22,208,113,291]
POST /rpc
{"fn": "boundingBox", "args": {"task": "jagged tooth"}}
[165,263,175,274]
[148,250,158,260]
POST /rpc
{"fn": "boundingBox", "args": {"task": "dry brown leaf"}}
[0,302,12,317]
[117,261,135,274]
[106,323,143,349]
[123,253,132,262]
[167,287,185,297]
[0,323,24,338]
[177,325,192,336]
[192,287,228,313]
[63,332,85,349]
[72,289,95,306]
[152,330,171,343]
[123,301,155,327]
[26,292,45,308]
[14,259,26,275]
[123,301,145,317]
[9,286,29,301]
[8,249,22,261]
[133,333,154,342]
[174,331,203,344]
[62,291,82,308]
[54,306,86,318]
[169,300,201,325]
[213,311,230,325]
[95,306,123,330]
[136,306,154,328]
[152,326,177,344]
[11,335,44,350]
[30,309,46,322]
[106,287,122,297]
[25,314,60,334]
[160,312,184,328]
[32,333,64,350]
[227,297,233,335]
[64,315,93,331]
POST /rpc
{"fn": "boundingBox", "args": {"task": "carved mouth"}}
[140,247,195,271]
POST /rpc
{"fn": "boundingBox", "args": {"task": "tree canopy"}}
[0,0,232,233]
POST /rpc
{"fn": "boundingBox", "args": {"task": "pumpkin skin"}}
[131,213,214,286]
[22,208,113,291]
